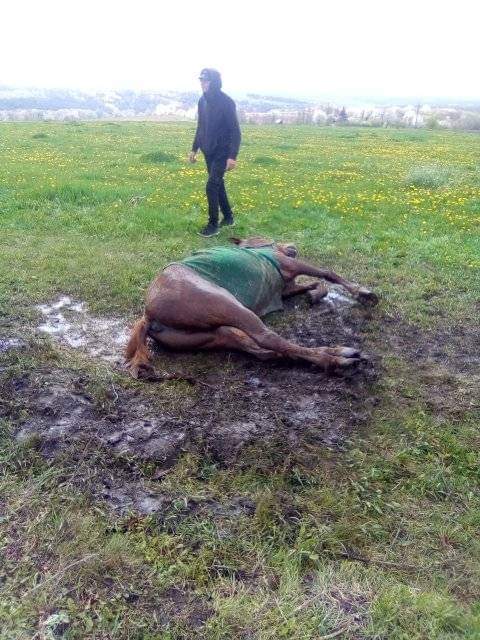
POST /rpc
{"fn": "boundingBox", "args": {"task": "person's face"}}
[200,78,210,93]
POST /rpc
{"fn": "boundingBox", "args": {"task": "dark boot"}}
[220,214,235,226]
[198,222,220,237]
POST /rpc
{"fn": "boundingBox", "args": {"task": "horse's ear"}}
[229,237,242,245]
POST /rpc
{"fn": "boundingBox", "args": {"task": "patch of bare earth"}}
[2,290,477,514]
[0,290,377,510]
[380,314,479,415]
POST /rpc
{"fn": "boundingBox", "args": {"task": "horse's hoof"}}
[336,347,361,358]
[335,356,361,369]
[357,288,379,307]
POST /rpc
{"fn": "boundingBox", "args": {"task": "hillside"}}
[1,86,479,129]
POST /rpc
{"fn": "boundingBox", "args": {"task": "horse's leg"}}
[213,327,281,360]
[149,325,280,361]
[285,259,378,306]
[217,305,360,370]
[282,280,320,298]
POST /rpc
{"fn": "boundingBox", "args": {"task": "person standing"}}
[189,68,241,237]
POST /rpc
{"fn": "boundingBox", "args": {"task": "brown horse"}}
[125,237,378,378]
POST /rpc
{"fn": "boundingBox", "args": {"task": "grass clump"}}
[405,165,454,189]
[368,585,479,639]
[38,183,126,206]
[141,150,175,164]
[253,155,279,165]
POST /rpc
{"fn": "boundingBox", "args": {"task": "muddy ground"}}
[1,289,478,515]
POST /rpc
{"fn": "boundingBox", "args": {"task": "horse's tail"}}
[125,315,151,377]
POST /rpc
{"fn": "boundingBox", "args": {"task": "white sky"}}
[3,0,479,99]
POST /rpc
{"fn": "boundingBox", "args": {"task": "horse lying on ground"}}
[125,237,378,378]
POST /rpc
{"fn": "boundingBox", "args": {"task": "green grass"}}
[141,150,176,164]
[0,122,479,639]
[253,155,279,165]
[405,164,458,189]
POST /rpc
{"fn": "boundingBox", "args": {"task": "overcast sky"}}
[3,0,479,100]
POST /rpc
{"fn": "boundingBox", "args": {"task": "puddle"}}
[324,287,354,306]
[36,296,129,364]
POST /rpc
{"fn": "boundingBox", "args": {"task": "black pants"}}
[205,154,233,225]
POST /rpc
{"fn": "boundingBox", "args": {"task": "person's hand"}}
[226,158,237,171]
[189,151,197,163]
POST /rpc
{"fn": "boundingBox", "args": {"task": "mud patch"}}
[8,290,376,455]
[5,286,478,515]
[97,476,256,519]
[383,316,480,376]
[36,296,129,364]
[1,287,383,513]
[323,288,355,307]
[383,317,480,416]
[187,294,378,461]
[11,369,189,465]
[158,587,214,630]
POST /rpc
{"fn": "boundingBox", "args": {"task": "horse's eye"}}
[285,246,298,258]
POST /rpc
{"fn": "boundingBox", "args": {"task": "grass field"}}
[1,122,479,639]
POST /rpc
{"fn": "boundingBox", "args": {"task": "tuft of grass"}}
[32,132,48,139]
[253,156,279,165]
[36,183,128,206]
[141,150,176,164]
[405,165,455,188]
[367,584,479,639]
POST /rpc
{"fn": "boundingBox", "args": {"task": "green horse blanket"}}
[174,246,285,317]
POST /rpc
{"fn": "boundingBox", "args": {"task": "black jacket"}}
[192,73,241,160]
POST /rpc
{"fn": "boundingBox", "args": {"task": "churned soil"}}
[2,288,476,514]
